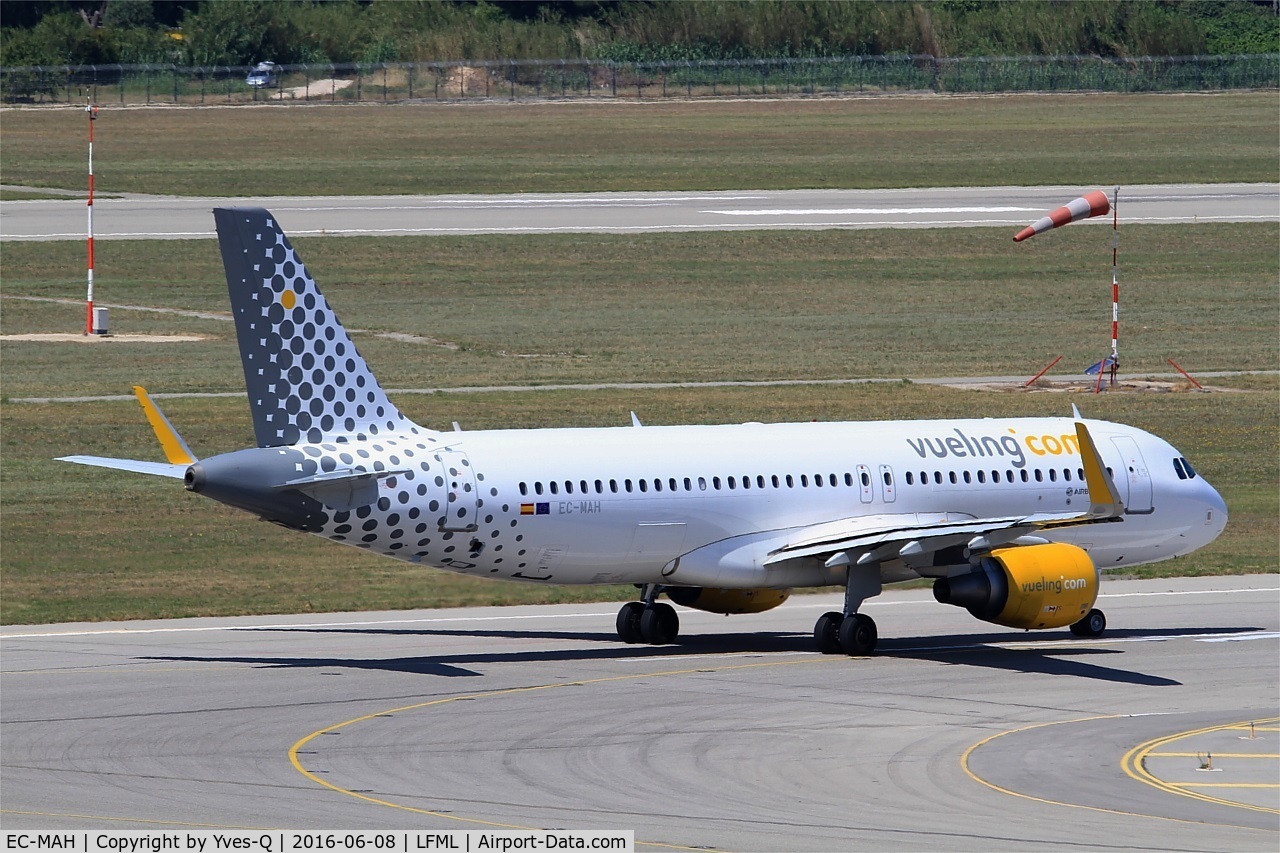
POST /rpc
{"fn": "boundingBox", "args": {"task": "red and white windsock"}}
[1013,190,1110,242]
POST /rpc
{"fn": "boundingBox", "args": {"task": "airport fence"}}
[2,54,1277,106]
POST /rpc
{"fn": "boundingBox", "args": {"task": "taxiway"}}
[3,575,1277,849]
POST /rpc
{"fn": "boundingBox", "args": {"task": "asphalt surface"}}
[3,183,1277,241]
[3,575,1277,848]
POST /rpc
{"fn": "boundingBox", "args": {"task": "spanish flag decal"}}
[521,503,550,515]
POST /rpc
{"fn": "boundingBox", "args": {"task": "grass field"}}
[1,93,1276,624]
[2,224,1275,398]
[2,224,1276,624]
[1,94,1277,196]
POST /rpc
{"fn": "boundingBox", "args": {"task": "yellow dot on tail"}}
[281,290,296,309]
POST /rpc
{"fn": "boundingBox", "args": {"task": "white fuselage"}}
[312,415,1227,589]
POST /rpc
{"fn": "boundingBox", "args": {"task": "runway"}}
[3,183,1276,241]
[3,575,1277,849]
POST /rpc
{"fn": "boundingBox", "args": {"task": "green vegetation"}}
[2,224,1276,624]
[3,1,1277,67]
[2,95,1276,196]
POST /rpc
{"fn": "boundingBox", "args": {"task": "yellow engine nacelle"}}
[932,543,1098,630]
[666,587,791,615]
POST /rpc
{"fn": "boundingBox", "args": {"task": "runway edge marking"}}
[961,715,1278,831]
[1121,717,1280,815]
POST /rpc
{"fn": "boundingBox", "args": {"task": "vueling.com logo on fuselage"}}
[904,427,1081,469]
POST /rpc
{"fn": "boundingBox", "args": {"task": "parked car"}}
[246,62,279,89]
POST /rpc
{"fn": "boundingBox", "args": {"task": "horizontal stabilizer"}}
[57,455,188,479]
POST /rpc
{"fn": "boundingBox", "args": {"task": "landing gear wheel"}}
[616,601,645,644]
[814,611,843,654]
[640,602,679,645]
[1070,608,1106,638]
[838,613,878,656]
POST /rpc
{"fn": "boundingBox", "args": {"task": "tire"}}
[616,601,645,643]
[1070,608,1106,638]
[838,613,877,656]
[639,602,679,645]
[814,611,843,654]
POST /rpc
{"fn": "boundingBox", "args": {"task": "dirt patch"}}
[273,78,355,100]
[1,333,210,343]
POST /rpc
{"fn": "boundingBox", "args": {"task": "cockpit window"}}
[1181,457,1198,479]
[1173,458,1187,480]
[1173,457,1198,480]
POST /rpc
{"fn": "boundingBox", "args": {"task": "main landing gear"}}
[616,585,679,645]
[814,561,883,656]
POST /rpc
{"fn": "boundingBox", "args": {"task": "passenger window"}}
[534,482,544,495]
[949,471,958,484]
[976,470,986,484]
[1034,470,1043,482]
[1048,469,1057,482]
[595,479,603,494]
[565,481,574,494]
[727,476,737,490]
[639,479,648,493]
[772,475,780,488]
[652,479,661,492]
[519,482,528,496]
[684,477,692,491]
[713,477,722,490]
[698,477,707,491]
[1020,470,1029,483]
[991,471,1000,483]
[786,474,794,488]
[963,471,972,484]
[844,473,854,487]
[550,481,559,495]
[934,471,943,484]
[801,475,809,487]
[610,479,619,493]
[625,479,633,493]
[1063,469,1072,482]
[906,472,915,486]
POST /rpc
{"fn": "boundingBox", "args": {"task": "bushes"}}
[2,1,1277,69]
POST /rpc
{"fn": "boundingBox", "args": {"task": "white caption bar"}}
[1,832,634,853]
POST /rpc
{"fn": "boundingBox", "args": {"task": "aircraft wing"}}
[763,422,1125,569]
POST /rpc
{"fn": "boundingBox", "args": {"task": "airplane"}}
[60,207,1229,656]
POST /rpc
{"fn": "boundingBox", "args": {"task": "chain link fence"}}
[3,54,1277,105]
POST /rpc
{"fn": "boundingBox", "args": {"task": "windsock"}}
[1013,190,1110,242]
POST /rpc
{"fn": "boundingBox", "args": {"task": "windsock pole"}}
[85,101,98,335]
[1109,186,1119,387]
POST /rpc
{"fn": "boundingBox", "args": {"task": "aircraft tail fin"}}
[213,207,423,447]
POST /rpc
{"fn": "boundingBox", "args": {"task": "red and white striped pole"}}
[1109,186,1119,386]
[85,101,98,335]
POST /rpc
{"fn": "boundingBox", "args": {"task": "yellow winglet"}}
[1075,421,1125,519]
[133,386,197,465]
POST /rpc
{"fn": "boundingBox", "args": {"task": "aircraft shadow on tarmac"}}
[142,625,1260,684]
